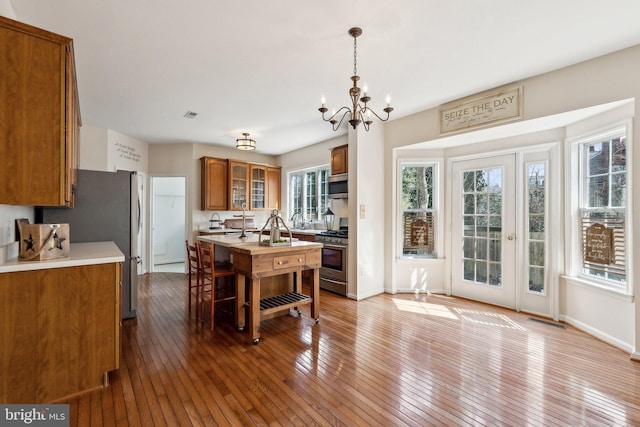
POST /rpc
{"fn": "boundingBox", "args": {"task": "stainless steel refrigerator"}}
[37,169,140,319]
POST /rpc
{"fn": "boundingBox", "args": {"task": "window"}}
[574,126,629,289]
[526,162,546,294]
[400,162,437,258]
[288,166,329,221]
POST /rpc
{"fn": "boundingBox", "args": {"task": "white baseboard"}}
[561,314,634,354]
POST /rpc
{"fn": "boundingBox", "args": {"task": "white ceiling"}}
[8,0,640,155]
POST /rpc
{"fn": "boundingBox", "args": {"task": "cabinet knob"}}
[278,261,284,265]
[298,258,303,262]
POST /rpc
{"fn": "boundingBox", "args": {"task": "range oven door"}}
[319,243,347,283]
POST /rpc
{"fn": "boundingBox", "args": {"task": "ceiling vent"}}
[183,111,198,119]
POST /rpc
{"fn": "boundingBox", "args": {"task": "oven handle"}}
[320,243,348,250]
[320,276,348,285]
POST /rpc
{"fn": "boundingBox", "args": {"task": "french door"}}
[451,154,517,308]
[451,151,553,316]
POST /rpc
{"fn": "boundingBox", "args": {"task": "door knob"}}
[506,235,514,241]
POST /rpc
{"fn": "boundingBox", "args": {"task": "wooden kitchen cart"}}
[196,235,322,344]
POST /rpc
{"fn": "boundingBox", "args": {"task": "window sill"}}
[561,275,633,302]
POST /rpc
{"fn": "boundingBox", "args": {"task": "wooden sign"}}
[440,85,522,134]
[584,223,612,265]
[410,219,429,246]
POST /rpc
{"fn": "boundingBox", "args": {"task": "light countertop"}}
[197,234,322,254]
[0,241,125,273]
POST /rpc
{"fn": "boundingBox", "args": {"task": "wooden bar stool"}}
[197,242,236,330]
[185,240,201,319]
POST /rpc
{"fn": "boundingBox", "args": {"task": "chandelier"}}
[319,27,393,131]
[236,132,256,150]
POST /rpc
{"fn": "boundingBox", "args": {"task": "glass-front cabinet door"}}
[250,165,266,210]
[229,161,249,210]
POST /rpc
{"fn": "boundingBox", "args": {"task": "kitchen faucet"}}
[290,211,304,229]
[209,212,221,229]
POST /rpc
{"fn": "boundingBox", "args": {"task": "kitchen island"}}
[0,241,123,403]
[197,234,322,344]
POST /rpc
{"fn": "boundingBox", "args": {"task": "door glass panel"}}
[527,162,546,294]
[460,166,503,287]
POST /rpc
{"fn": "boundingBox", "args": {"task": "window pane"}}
[463,172,474,192]
[476,216,487,237]
[402,166,433,210]
[529,267,544,293]
[476,261,487,283]
[588,176,609,207]
[611,173,626,207]
[489,263,501,286]
[526,162,546,293]
[529,241,544,267]
[611,137,626,172]
[489,238,501,262]
[463,238,474,258]
[587,141,609,176]
[489,193,502,215]
[475,171,487,192]
[463,260,474,281]
[475,239,487,260]
[464,194,475,214]
[476,194,487,214]
[529,215,544,235]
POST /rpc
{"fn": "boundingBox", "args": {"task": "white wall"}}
[0,205,32,263]
[384,44,640,355]
[351,125,386,299]
[79,125,108,171]
[81,125,150,173]
[0,0,15,19]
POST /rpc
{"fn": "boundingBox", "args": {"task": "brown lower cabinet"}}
[0,262,121,403]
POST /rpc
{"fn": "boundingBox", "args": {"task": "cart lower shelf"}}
[259,292,311,316]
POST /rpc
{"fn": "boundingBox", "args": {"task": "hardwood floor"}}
[63,272,640,426]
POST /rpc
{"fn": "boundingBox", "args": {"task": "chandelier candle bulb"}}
[386,94,391,107]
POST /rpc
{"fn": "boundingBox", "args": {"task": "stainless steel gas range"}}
[315,219,348,296]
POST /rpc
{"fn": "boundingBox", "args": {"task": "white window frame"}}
[567,122,633,295]
[397,159,441,259]
[287,165,330,222]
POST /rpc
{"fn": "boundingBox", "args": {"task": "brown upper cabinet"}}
[331,144,348,175]
[229,160,250,210]
[0,16,80,206]
[266,167,281,211]
[250,165,281,211]
[201,157,228,211]
[201,158,281,212]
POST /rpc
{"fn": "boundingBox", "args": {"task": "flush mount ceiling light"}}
[236,132,256,151]
[319,27,393,131]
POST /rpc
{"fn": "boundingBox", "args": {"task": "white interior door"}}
[451,154,517,309]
